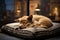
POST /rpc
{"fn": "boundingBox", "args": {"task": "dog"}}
[16,15,53,29]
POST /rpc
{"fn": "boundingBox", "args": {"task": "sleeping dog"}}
[16,15,53,29]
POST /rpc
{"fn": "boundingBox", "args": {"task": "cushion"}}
[1,22,60,39]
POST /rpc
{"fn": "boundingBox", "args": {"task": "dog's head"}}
[16,15,33,28]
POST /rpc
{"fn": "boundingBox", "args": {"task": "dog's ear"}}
[27,15,33,21]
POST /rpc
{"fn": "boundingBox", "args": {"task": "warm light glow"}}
[29,1,39,15]
[16,10,21,17]
[49,13,52,16]
[35,9,40,11]
[17,10,21,13]
[53,7,58,16]
[53,7,59,20]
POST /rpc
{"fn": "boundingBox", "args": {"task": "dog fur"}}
[17,15,53,29]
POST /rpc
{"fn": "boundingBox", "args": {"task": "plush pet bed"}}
[1,22,60,39]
